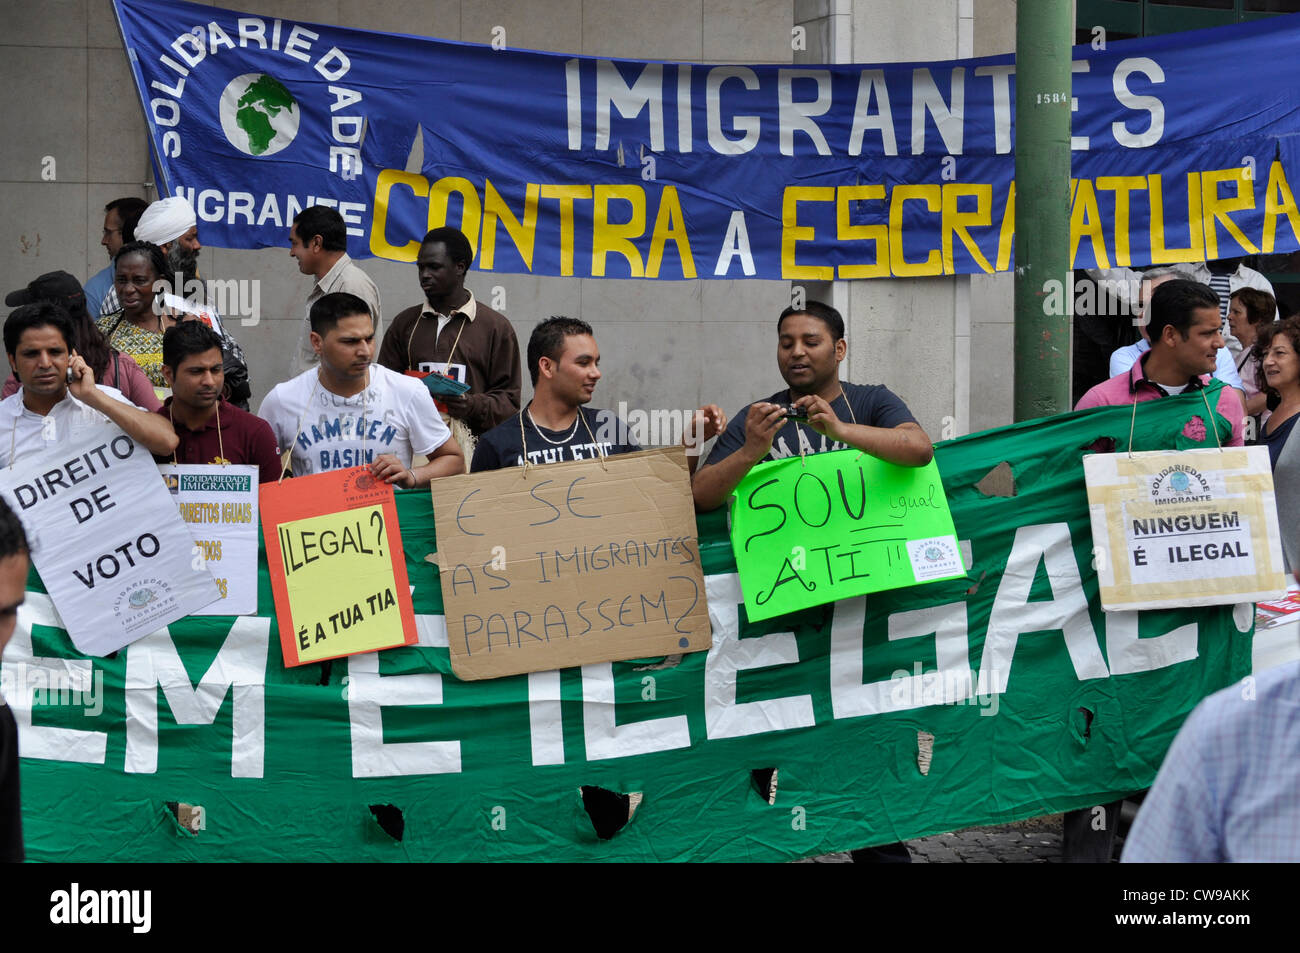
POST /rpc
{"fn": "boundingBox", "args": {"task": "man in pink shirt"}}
[1076,279,1244,447]
[1067,278,1243,862]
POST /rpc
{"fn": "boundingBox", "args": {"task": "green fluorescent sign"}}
[730,453,964,622]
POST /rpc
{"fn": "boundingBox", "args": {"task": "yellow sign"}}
[259,468,416,667]
[279,505,402,663]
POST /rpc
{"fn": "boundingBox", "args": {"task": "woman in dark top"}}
[1252,316,1300,468]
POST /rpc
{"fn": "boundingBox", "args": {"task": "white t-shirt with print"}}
[259,363,451,476]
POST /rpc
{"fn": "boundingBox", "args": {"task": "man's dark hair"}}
[121,208,145,244]
[778,301,845,341]
[421,226,474,269]
[293,206,347,252]
[527,316,593,386]
[163,320,225,371]
[114,241,169,285]
[3,275,115,382]
[4,302,75,356]
[63,292,110,383]
[106,196,149,225]
[310,291,371,336]
[1147,279,1221,343]
[0,496,28,561]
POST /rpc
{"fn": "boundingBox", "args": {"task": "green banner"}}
[731,453,963,621]
[8,393,1251,862]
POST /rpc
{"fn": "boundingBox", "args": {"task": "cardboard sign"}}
[260,467,417,666]
[159,464,259,614]
[430,447,710,680]
[0,429,220,655]
[1084,446,1287,611]
[730,450,964,622]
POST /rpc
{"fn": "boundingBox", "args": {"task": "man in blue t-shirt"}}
[472,315,724,472]
[691,299,932,863]
[693,301,933,513]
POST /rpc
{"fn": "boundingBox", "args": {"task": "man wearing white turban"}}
[96,196,201,317]
[134,196,201,252]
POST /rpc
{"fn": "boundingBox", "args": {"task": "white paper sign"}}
[1083,446,1287,611]
[158,464,259,615]
[0,429,221,654]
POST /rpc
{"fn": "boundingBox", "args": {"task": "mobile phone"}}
[66,367,76,383]
[782,405,808,421]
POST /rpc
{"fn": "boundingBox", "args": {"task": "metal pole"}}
[1013,0,1074,421]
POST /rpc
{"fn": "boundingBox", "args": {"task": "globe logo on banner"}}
[218,73,299,156]
[1149,463,1213,503]
[127,587,157,609]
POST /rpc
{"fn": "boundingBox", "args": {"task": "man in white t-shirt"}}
[0,302,178,469]
[259,292,463,487]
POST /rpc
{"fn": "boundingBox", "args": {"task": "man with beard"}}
[101,197,253,408]
[378,227,521,464]
[691,300,931,863]
[692,301,933,510]
[85,197,148,319]
[471,315,724,473]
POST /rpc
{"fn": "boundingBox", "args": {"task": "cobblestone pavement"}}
[805,814,1067,863]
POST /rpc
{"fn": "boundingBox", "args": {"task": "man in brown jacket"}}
[378,227,522,447]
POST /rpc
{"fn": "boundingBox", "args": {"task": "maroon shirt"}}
[154,398,283,483]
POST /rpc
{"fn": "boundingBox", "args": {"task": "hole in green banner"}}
[580,786,639,839]
[974,461,1017,497]
[1071,706,1095,744]
[368,803,405,842]
[163,801,200,838]
[750,767,779,804]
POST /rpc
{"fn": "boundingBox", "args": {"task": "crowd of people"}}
[0,194,1296,862]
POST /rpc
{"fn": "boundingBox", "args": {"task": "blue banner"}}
[114,0,1300,279]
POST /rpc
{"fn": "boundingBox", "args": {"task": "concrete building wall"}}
[1,0,1020,441]
[970,0,1017,434]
